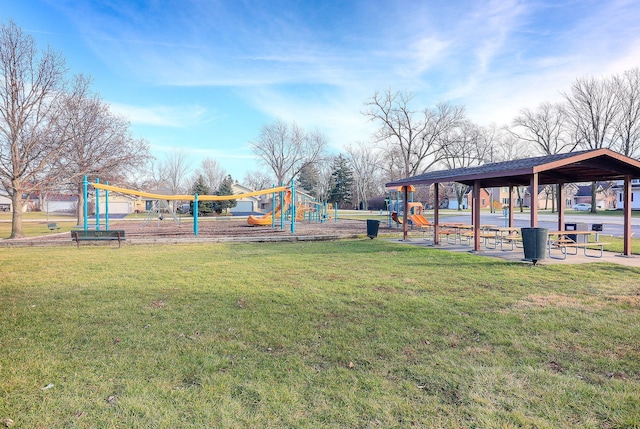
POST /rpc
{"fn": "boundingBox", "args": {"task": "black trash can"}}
[366,219,380,239]
[564,222,577,242]
[521,227,548,265]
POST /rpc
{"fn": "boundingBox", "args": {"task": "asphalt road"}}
[438,212,639,238]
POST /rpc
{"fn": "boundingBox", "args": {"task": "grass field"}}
[1,240,639,428]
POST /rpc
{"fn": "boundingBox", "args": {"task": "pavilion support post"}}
[530,174,539,227]
[433,183,440,245]
[508,185,515,227]
[557,182,565,231]
[624,175,632,256]
[403,185,409,241]
[473,181,481,251]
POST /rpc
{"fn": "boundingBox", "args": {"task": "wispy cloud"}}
[109,103,216,128]
[40,0,640,159]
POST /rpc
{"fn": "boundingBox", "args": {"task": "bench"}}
[47,223,60,232]
[71,230,126,248]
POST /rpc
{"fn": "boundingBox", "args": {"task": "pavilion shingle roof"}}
[386,149,640,188]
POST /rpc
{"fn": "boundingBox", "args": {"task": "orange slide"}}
[409,213,432,227]
[247,190,292,226]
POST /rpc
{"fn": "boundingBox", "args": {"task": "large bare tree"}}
[0,20,69,238]
[511,102,578,156]
[59,75,151,224]
[440,120,492,210]
[563,75,619,212]
[511,102,578,212]
[250,119,327,185]
[611,68,640,158]
[362,89,465,178]
[563,75,618,151]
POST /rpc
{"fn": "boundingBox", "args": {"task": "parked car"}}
[572,203,591,211]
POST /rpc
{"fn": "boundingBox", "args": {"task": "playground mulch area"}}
[2,218,390,246]
[119,218,373,241]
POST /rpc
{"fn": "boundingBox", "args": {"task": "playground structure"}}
[247,190,292,226]
[387,185,431,227]
[82,176,330,237]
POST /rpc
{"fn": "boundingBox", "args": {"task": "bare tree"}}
[611,68,640,158]
[250,119,327,185]
[58,75,151,224]
[243,169,273,191]
[362,89,466,177]
[511,102,577,156]
[345,141,382,210]
[156,149,192,195]
[563,75,618,212]
[440,120,492,210]
[0,20,68,238]
[491,130,531,162]
[489,130,532,212]
[313,156,334,203]
[563,75,618,150]
[195,157,226,191]
[510,102,578,212]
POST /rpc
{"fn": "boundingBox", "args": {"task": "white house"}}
[613,179,640,210]
[0,195,10,212]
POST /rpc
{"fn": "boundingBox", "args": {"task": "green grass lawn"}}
[1,240,639,428]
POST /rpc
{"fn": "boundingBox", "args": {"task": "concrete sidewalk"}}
[389,237,640,268]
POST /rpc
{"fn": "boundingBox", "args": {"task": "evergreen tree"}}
[214,175,237,214]
[190,175,213,216]
[328,155,353,208]
[297,163,320,197]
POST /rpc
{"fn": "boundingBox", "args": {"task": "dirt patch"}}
[514,293,605,311]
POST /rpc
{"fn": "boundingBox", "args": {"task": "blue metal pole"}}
[194,194,199,236]
[290,179,295,234]
[83,175,88,231]
[271,185,275,229]
[280,183,284,231]
[105,181,110,230]
[95,178,100,231]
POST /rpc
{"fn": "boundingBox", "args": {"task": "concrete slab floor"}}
[388,238,640,268]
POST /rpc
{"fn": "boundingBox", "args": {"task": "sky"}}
[3,0,640,183]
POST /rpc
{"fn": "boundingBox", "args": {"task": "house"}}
[521,185,577,210]
[572,182,616,209]
[613,179,640,209]
[461,187,491,210]
[42,194,78,213]
[517,183,615,210]
[93,192,139,215]
[0,195,10,212]
[230,183,261,215]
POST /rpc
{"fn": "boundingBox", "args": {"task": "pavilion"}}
[386,148,640,256]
